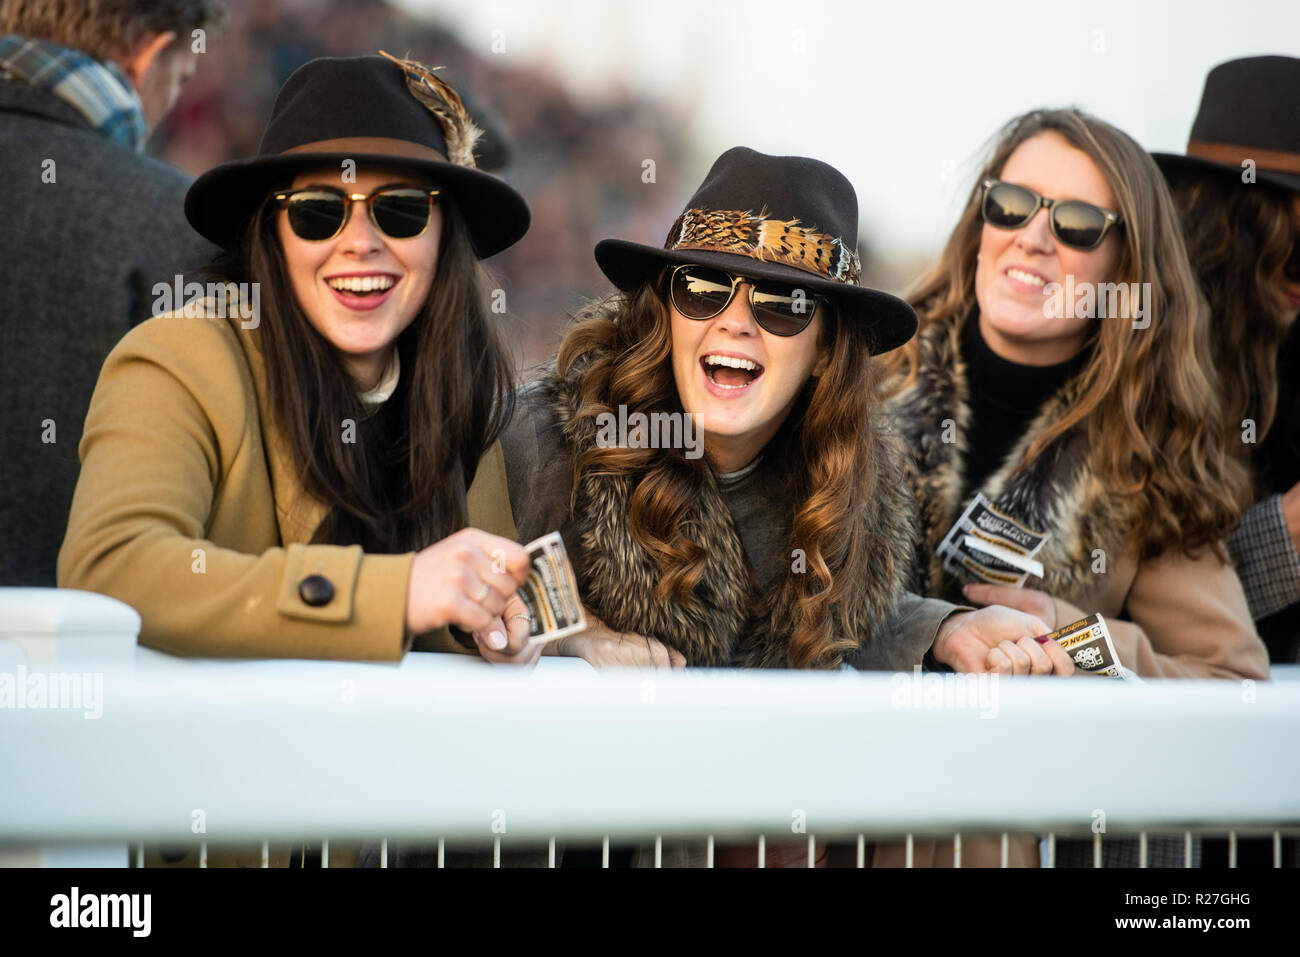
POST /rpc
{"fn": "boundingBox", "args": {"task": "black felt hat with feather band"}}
[595,146,917,353]
[184,53,530,257]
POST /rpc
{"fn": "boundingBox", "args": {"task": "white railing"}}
[2,588,1298,867]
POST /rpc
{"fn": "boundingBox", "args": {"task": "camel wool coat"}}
[58,303,516,661]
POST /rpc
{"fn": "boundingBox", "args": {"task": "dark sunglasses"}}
[981,178,1123,251]
[668,263,822,336]
[273,185,441,241]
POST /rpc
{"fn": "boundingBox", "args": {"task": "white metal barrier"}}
[2,588,1298,868]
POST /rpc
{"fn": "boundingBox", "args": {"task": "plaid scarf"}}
[0,34,147,151]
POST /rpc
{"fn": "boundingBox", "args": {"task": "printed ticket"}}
[937,493,1049,586]
[1037,613,1133,679]
[519,531,587,646]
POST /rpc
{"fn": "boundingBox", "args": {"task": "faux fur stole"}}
[885,317,1141,604]
[533,339,916,669]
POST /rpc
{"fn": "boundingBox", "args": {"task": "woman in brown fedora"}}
[1154,55,1300,667]
[60,54,541,673]
[501,146,1077,868]
[878,107,1269,867]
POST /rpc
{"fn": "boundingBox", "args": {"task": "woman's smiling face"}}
[974,131,1122,365]
[276,165,442,389]
[668,268,829,473]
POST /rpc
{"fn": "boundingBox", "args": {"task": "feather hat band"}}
[594,146,916,353]
[185,54,529,257]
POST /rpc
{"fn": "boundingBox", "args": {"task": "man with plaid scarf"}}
[0,1,223,587]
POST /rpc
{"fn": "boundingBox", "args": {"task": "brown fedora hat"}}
[594,146,917,354]
[1152,55,1300,196]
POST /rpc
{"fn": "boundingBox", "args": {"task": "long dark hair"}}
[558,272,883,669]
[211,192,515,553]
[1166,171,1300,496]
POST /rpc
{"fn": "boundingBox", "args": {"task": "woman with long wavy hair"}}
[504,146,1077,868]
[1154,56,1300,667]
[879,108,1270,866]
[62,54,539,667]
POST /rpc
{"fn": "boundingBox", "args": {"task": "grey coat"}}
[0,81,217,586]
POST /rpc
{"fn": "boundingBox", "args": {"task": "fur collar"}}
[886,317,1139,603]
[533,338,916,668]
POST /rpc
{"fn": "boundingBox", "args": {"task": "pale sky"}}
[393,0,1300,258]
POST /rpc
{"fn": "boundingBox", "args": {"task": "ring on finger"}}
[473,582,491,603]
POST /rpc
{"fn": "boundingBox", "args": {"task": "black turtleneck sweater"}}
[959,314,1091,501]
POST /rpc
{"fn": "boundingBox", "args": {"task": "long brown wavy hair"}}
[879,108,1251,559]
[207,189,516,554]
[556,271,883,669]
[1165,171,1300,496]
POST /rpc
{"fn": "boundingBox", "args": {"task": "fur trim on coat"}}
[531,332,917,668]
[886,317,1141,603]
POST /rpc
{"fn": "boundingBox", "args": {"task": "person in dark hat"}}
[1154,55,1300,668]
[60,53,540,679]
[1153,54,1300,870]
[498,146,1075,868]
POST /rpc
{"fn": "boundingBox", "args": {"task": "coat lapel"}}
[227,315,331,546]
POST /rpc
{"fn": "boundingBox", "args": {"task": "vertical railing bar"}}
[548,837,556,869]
[654,835,662,869]
[1139,831,1148,868]
[199,841,208,868]
[808,834,815,868]
[757,834,765,869]
[1046,833,1056,868]
[707,835,714,869]
[380,839,387,868]
[953,833,961,869]
[905,833,914,869]
[437,838,444,869]
[858,834,867,868]
[1228,831,1237,868]
[1093,832,1102,868]
[322,839,329,869]
[261,840,269,868]
[602,836,609,869]
[493,837,501,869]
[1274,831,1282,868]
[1000,832,1009,868]
[1184,831,1192,868]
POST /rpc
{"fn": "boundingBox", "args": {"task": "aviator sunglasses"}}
[273,185,441,241]
[980,178,1123,251]
[668,263,823,336]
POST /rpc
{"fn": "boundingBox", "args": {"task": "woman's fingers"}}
[643,635,669,669]
[1016,635,1055,675]
[474,614,541,665]
[998,638,1032,675]
[1037,637,1076,676]
[985,645,1013,674]
[503,595,534,649]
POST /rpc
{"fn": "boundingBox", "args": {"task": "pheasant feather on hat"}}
[379,50,483,168]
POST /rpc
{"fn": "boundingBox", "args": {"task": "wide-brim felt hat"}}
[594,146,918,354]
[185,54,530,258]
[1152,55,1300,197]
